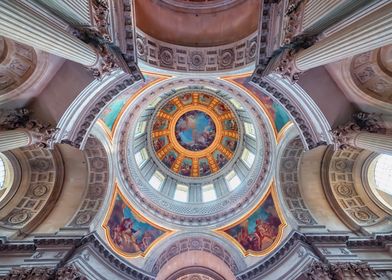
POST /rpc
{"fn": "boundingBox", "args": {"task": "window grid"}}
[202,184,217,202]
[149,171,165,190]
[241,148,255,169]
[374,154,392,195]
[226,170,241,191]
[135,121,147,136]
[244,122,256,138]
[135,148,149,167]
[174,184,189,202]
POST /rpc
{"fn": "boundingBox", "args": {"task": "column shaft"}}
[295,2,392,71]
[0,130,32,152]
[302,0,370,33]
[35,0,91,26]
[0,1,97,66]
[353,132,392,156]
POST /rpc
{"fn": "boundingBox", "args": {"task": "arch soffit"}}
[275,124,318,228]
[0,146,64,236]
[321,146,392,234]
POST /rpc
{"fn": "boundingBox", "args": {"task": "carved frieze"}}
[351,46,392,104]
[67,137,108,227]
[0,36,37,96]
[135,30,257,72]
[279,137,317,225]
[0,146,63,232]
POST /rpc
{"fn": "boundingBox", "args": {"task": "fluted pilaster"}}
[0,130,32,152]
[296,2,392,71]
[0,1,97,66]
[35,0,91,26]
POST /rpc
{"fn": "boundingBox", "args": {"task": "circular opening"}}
[175,110,216,151]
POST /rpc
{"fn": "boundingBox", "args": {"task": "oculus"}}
[175,110,216,151]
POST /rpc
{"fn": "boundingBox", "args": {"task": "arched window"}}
[374,154,392,195]
[0,155,5,190]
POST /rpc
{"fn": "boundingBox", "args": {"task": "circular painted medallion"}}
[175,110,216,151]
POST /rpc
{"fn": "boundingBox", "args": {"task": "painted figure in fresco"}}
[225,138,237,152]
[225,195,281,253]
[162,102,177,114]
[175,111,216,151]
[199,160,211,176]
[215,152,228,168]
[215,103,229,114]
[180,93,192,104]
[153,118,168,131]
[107,196,164,254]
[179,159,192,176]
[163,151,177,168]
[153,137,166,151]
[199,94,212,105]
[224,119,237,131]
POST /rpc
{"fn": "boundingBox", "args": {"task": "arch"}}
[143,231,246,275]
[251,73,333,150]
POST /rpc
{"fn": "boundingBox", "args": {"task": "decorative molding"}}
[321,146,388,233]
[114,77,276,228]
[135,29,257,72]
[150,236,239,275]
[278,136,317,225]
[66,136,109,228]
[0,146,64,235]
[56,70,141,150]
[0,37,36,97]
[250,74,332,150]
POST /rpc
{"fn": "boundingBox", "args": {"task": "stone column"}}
[295,2,392,72]
[0,1,97,66]
[35,0,91,26]
[301,0,370,34]
[332,126,392,156]
[0,130,35,152]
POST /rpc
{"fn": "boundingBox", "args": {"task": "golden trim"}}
[102,183,175,258]
[97,119,113,143]
[276,121,294,143]
[214,182,287,257]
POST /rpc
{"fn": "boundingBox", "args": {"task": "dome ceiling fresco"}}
[150,92,239,178]
[95,72,292,266]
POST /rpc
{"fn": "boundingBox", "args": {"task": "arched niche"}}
[321,146,392,234]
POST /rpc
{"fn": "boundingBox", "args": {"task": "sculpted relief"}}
[0,36,36,96]
[351,46,392,104]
